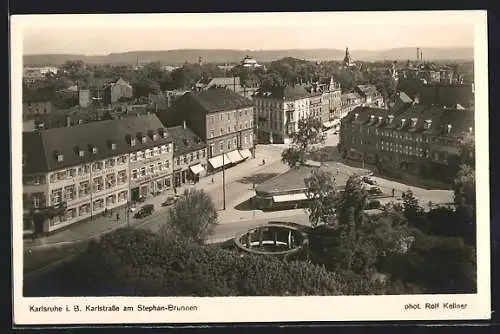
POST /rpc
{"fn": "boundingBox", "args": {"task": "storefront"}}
[130,172,172,201]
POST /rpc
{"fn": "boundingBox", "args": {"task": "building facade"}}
[157,88,255,173]
[22,101,53,120]
[105,77,134,104]
[338,104,474,182]
[339,92,364,119]
[355,85,384,108]
[253,85,311,144]
[167,123,208,188]
[22,114,174,235]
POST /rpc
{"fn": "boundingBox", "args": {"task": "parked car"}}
[134,204,154,219]
[136,196,146,203]
[161,196,178,207]
[367,187,383,196]
[362,176,376,185]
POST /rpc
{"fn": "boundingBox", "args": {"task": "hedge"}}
[59,228,348,296]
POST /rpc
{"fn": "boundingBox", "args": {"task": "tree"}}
[453,164,476,245]
[402,189,424,222]
[304,169,338,227]
[161,188,218,244]
[281,115,326,168]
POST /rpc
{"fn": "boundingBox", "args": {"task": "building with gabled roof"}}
[22,114,175,235]
[156,88,255,173]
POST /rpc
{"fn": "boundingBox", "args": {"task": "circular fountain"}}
[233,223,309,261]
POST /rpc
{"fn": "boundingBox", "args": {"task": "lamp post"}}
[222,152,226,210]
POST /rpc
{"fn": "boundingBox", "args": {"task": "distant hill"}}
[23,47,474,66]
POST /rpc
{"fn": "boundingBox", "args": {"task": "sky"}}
[16,12,477,55]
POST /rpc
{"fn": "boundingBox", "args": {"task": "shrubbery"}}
[59,228,350,296]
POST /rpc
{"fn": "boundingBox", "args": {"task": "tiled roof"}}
[23,114,173,174]
[254,85,310,101]
[342,103,474,137]
[188,88,253,113]
[356,85,380,97]
[166,125,207,156]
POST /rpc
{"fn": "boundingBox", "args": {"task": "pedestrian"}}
[211,177,214,183]
[116,212,120,221]
[262,159,265,165]
[391,188,395,197]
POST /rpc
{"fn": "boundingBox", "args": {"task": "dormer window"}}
[424,119,432,130]
[79,149,85,157]
[378,116,383,124]
[130,137,136,146]
[354,113,359,119]
[446,124,452,133]
[110,142,117,150]
[141,136,147,144]
[162,130,168,138]
[152,133,158,140]
[388,115,394,124]
[55,152,64,162]
[411,118,418,127]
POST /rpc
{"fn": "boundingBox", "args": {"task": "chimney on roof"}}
[66,116,71,127]
[183,120,187,129]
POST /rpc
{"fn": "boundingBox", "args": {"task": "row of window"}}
[131,161,170,180]
[208,109,251,124]
[175,150,206,166]
[208,121,253,138]
[129,144,172,162]
[49,191,128,227]
[347,127,457,146]
[209,134,252,155]
[50,171,128,205]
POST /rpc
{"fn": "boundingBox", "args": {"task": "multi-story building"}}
[338,104,474,182]
[22,114,174,235]
[304,77,342,124]
[253,85,311,144]
[167,122,208,188]
[355,85,384,108]
[104,77,134,105]
[339,92,364,119]
[157,88,254,173]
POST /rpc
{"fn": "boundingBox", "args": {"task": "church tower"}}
[343,47,353,69]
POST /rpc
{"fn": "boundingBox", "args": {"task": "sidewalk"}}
[24,144,287,249]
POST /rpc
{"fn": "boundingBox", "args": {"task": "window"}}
[153,147,159,156]
[93,198,104,210]
[244,135,248,145]
[239,123,243,130]
[220,114,223,121]
[105,173,116,188]
[105,158,115,168]
[220,128,224,135]
[250,120,253,127]
[176,157,181,166]
[233,137,237,147]
[140,167,146,177]
[93,161,103,171]
[202,149,206,158]
[145,149,152,158]
[210,144,214,157]
[220,141,224,151]
[164,161,170,169]
[132,169,138,180]
[227,113,231,120]
[190,153,194,162]
[32,194,41,208]
[93,177,104,192]
[65,208,77,220]
[130,152,137,162]
[196,151,200,160]
[160,145,167,154]
[209,130,215,139]
[210,116,214,124]
[118,191,128,202]
[106,195,116,206]
[51,188,62,205]
[117,170,127,184]
[147,164,154,174]
[79,203,91,216]
[227,126,231,133]
[78,181,89,197]
[227,140,231,150]
[64,185,76,201]
[183,155,188,164]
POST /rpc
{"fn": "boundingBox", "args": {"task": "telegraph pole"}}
[222,153,226,210]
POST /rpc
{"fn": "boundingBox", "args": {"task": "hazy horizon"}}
[16,12,475,56]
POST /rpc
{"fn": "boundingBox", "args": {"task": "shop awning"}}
[189,164,205,174]
[208,156,224,169]
[272,193,308,203]
[239,149,252,159]
[227,150,244,163]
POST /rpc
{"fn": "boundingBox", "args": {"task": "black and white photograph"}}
[11,11,490,324]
